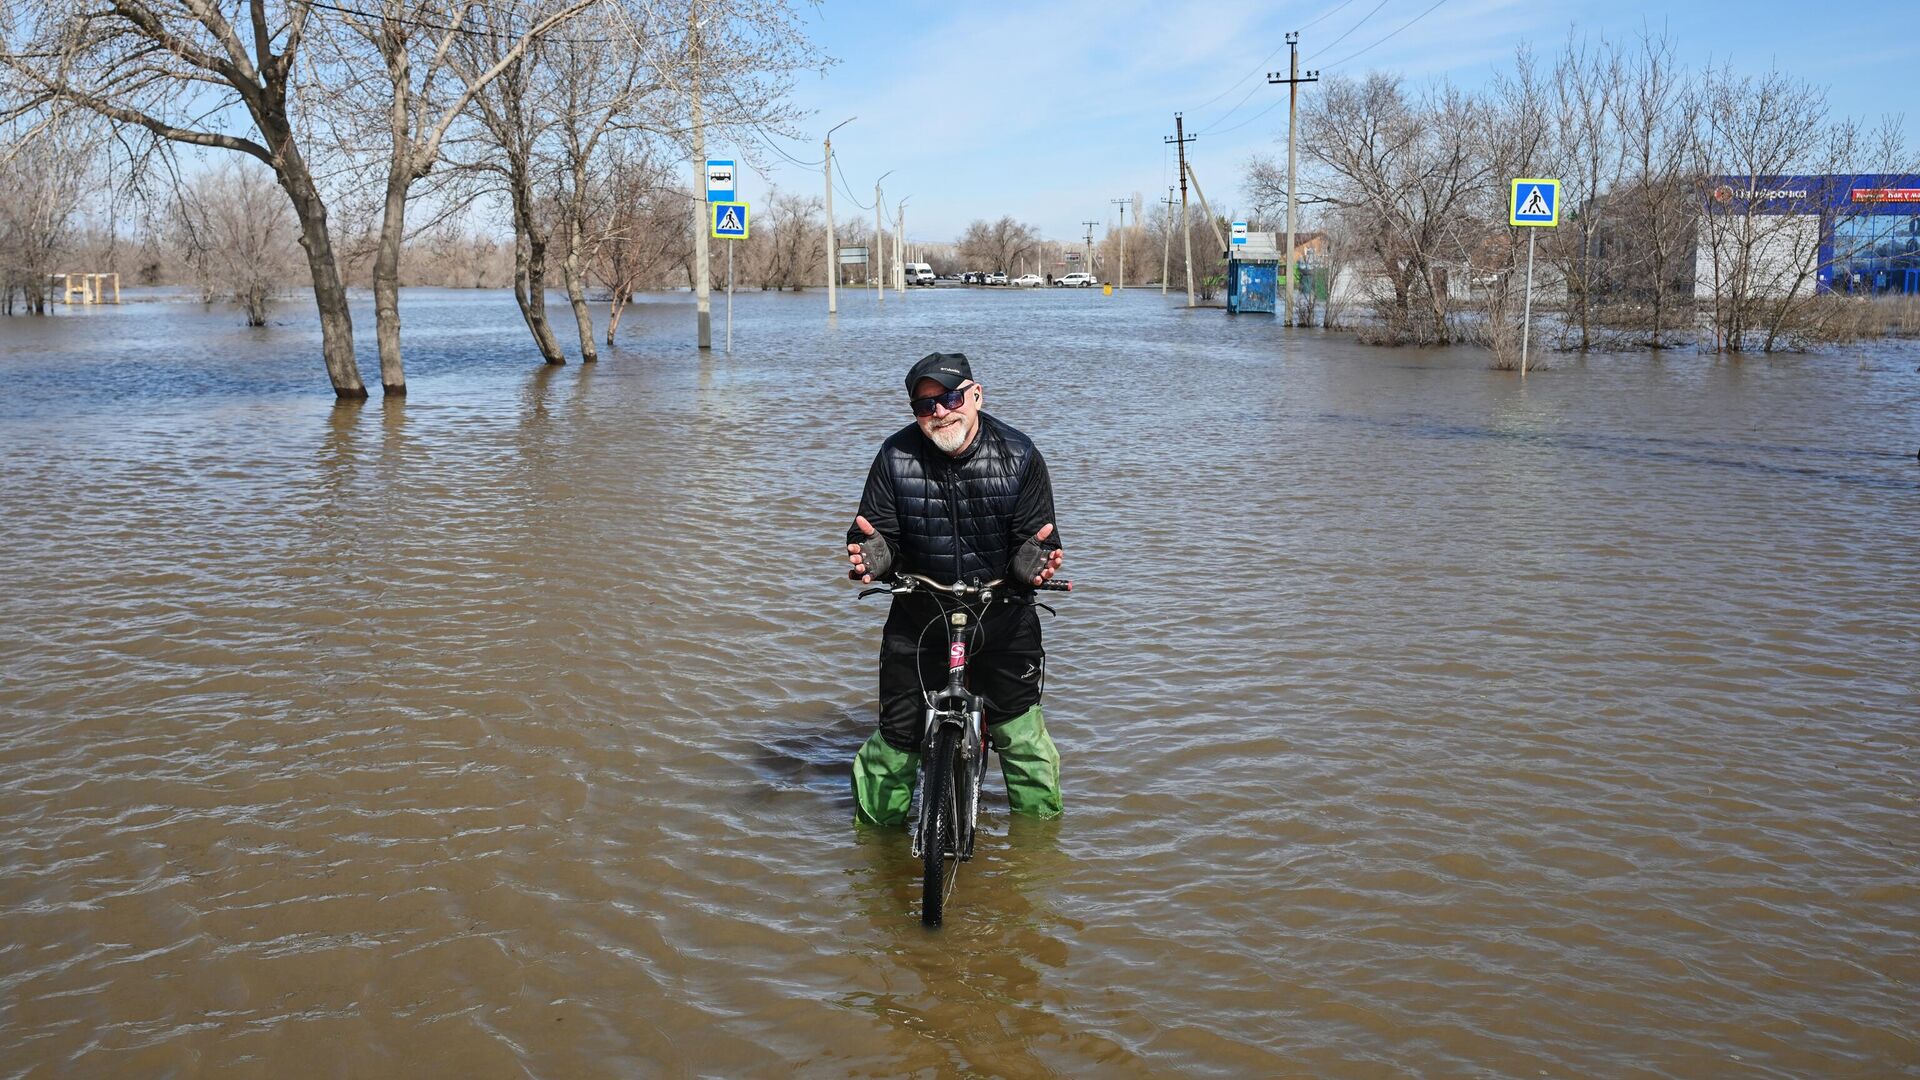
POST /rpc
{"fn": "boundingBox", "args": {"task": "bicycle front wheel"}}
[920,726,961,927]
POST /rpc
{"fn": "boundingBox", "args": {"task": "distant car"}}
[985,271,1008,286]
[1057,272,1097,288]
[962,271,983,284]
[906,262,935,285]
[1011,274,1043,287]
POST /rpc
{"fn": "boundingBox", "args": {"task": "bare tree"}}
[1300,74,1490,343]
[316,0,593,391]
[746,187,823,289]
[956,216,1040,276]
[457,18,567,363]
[1693,63,1840,352]
[173,159,301,324]
[2,0,370,394]
[593,137,686,342]
[1608,29,1699,348]
[1547,33,1624,350]
[0,116,97,314]
[534,4,675,361]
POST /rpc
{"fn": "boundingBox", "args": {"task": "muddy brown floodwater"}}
[2,287,1916,1078]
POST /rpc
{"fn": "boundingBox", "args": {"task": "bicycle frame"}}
[910,608,988,864]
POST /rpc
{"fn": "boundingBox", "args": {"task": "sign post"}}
[1508,178,1560,377]
[711,200,750,354]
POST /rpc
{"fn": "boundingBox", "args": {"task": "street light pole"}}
[896,196,910,295]
[875,169,892,304]
[824,116,855,315]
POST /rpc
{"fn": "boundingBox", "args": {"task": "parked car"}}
[1057,272,1097,288]
[985,271,1008,285]
[962,271,983,284]
[1011,273,1044,287]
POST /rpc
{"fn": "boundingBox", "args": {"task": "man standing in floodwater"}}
[844,352,1067,825]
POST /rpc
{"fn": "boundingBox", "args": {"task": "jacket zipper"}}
[945,461,963,582]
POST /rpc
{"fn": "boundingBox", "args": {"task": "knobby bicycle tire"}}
[921,726,960,927]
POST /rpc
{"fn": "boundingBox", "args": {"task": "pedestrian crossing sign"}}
[1510,178,1559,227]
[711,201,749,239]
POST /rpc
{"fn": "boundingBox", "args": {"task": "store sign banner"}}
[1851,188,1920,203]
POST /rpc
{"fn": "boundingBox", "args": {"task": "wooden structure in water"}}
[53,273,121,305]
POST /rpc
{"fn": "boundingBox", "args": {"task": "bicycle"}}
[859,572,1071,926]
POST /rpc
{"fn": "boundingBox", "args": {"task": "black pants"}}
[877,595,1045,753]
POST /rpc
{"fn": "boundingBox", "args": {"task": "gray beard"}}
[929,418,971,454]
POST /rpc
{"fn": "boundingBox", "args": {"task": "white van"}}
[907,262,935,285]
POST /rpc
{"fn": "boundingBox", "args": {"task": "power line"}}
[742,119,823,168]
[833,153,873,210]
[1200,95,1288,137]
[1297,0,1360,32]
[1184,0,1359,118]
[1322,0,1451,69]
[1193,83,1263,134]
[1306,0,1392,62]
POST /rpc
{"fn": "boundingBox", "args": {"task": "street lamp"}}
[874,169,894,300]
[896,195,911,294]
[824,116,855,314]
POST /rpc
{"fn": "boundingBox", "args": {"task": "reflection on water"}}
[2,287,1917,1077]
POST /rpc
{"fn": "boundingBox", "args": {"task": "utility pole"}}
[1165,113,1197,307]
[824,116,854,315]
[688,4,712,348]
[1110,197,1129,289]
[896,197,909,294]
[1268,34,1318,328]
[874,170,891,303]
[1081,220,1098,281]
[1160,187,1176,296]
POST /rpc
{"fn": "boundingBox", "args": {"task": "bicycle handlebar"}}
[857,572,1073,601]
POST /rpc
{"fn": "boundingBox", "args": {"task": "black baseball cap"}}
[904,352,973,393]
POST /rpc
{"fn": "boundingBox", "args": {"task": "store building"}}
[1700,174,1920,296]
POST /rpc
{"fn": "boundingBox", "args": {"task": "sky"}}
[722,0,1920,244]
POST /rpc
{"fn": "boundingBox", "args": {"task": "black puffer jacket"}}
[850,412,1060,585]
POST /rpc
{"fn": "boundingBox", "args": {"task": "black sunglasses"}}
[909,386,971,417]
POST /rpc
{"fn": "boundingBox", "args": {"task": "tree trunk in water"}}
[276,153,365,399]
[563,216,598,362]
[372,165,410,395]
[513,226,566,365]
[606,291,629,345]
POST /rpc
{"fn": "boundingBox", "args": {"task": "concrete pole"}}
[1176,115,1194,307]
[1185,161,1228,251]
[825,117,854,314]
[1161,188,1175,297]
[896,198,908,295]
[1269,36,1317,327]
[875,170,891,303]
[1285,42,1300,327]
[688,6,711,349]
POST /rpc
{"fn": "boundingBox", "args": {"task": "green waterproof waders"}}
[988,706,1061,819]
[851,707,1062,825]
[852,731,918,826]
